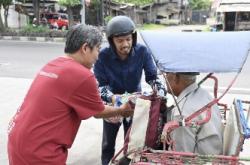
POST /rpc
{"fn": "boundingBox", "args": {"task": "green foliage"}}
[188,0,211,10]
[0,0,12,6]
[20,24,50,33]
[203,25,211,32]
[113,0,153,6]
[58,0,81,7]
[0,25,67,37]
[87,0,101,10]
[139,23,165,30]
[104,15,113,24]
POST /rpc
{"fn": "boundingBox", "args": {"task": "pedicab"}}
[110,31,250,165]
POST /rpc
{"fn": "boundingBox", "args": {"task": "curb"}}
[0,35,108,43]
[0,36,65,42]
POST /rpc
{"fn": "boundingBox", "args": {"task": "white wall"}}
[1,5,28,28]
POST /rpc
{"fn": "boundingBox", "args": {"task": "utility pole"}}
[33,0,40,26]
[180,0,184,24]
[81,0,85,24]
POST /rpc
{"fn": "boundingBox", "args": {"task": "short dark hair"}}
[64,24,103,54]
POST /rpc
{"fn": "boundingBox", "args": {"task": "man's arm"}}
[172,127,197,152]
[94,102,133,118]
[196,134,223,154]
[94,56,114,103]
[143,47,157,83]
[98,86,114,103]
[143,47,166,96]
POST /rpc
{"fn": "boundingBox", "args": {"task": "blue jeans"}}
[101,118,131,165]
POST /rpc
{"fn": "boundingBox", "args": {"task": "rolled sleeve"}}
[69,75,105,119]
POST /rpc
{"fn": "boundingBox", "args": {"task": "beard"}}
[119,46,131,56]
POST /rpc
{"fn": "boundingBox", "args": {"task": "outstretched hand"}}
[119,101,134,117]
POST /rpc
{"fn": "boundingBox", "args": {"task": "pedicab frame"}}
[112,31,250,165]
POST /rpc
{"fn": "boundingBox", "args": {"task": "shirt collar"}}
[177,83,198,102]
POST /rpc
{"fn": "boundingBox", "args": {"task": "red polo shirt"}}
[8,57,104,165]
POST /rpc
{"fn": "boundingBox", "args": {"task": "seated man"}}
[117,72,223,164]
[165,72,223,155]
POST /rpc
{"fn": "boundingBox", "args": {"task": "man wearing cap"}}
[94,16,166,165]
[165,72,223,154]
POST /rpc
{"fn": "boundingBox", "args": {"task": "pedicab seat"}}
[223,99,250,156]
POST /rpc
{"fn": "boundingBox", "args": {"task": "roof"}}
[217,0,250,12]
[140,31,250,73]
[217,4,250,12]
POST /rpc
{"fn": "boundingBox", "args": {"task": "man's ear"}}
[174,74,180,84]
[81,43,88,54]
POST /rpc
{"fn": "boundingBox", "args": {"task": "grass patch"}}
[0,25,67,37]
[202,25,212,32]
[138,23,166,30]
[20,24,50,33]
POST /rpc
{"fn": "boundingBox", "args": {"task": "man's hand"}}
[111,95,121,105]
[102,95,134,122]
[103,101,133,123]
[149,79,167,97]
[119,102,134,117]
[104,116,122,123]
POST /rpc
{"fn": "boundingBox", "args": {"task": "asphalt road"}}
[0,41,64,78]
[0,34,250,93]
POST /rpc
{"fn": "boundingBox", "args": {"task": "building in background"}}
[103,0,182,25]
[217,0,250,31]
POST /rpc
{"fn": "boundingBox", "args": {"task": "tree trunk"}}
[0,7,5,32]
[67,7,74,28]
[33,0,40,26]
[100,0,104,25]
[4,6,9,28]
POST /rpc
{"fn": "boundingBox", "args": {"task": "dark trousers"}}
[101,118,131,165]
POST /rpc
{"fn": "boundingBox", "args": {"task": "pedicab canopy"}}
[140,31,250,73]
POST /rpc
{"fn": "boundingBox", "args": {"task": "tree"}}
[0,6,4,31]
[33,0,40,26]
[188,0,211,10]
[85,0,102,25]
[0,0,12,31]
[58,0,81,28]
